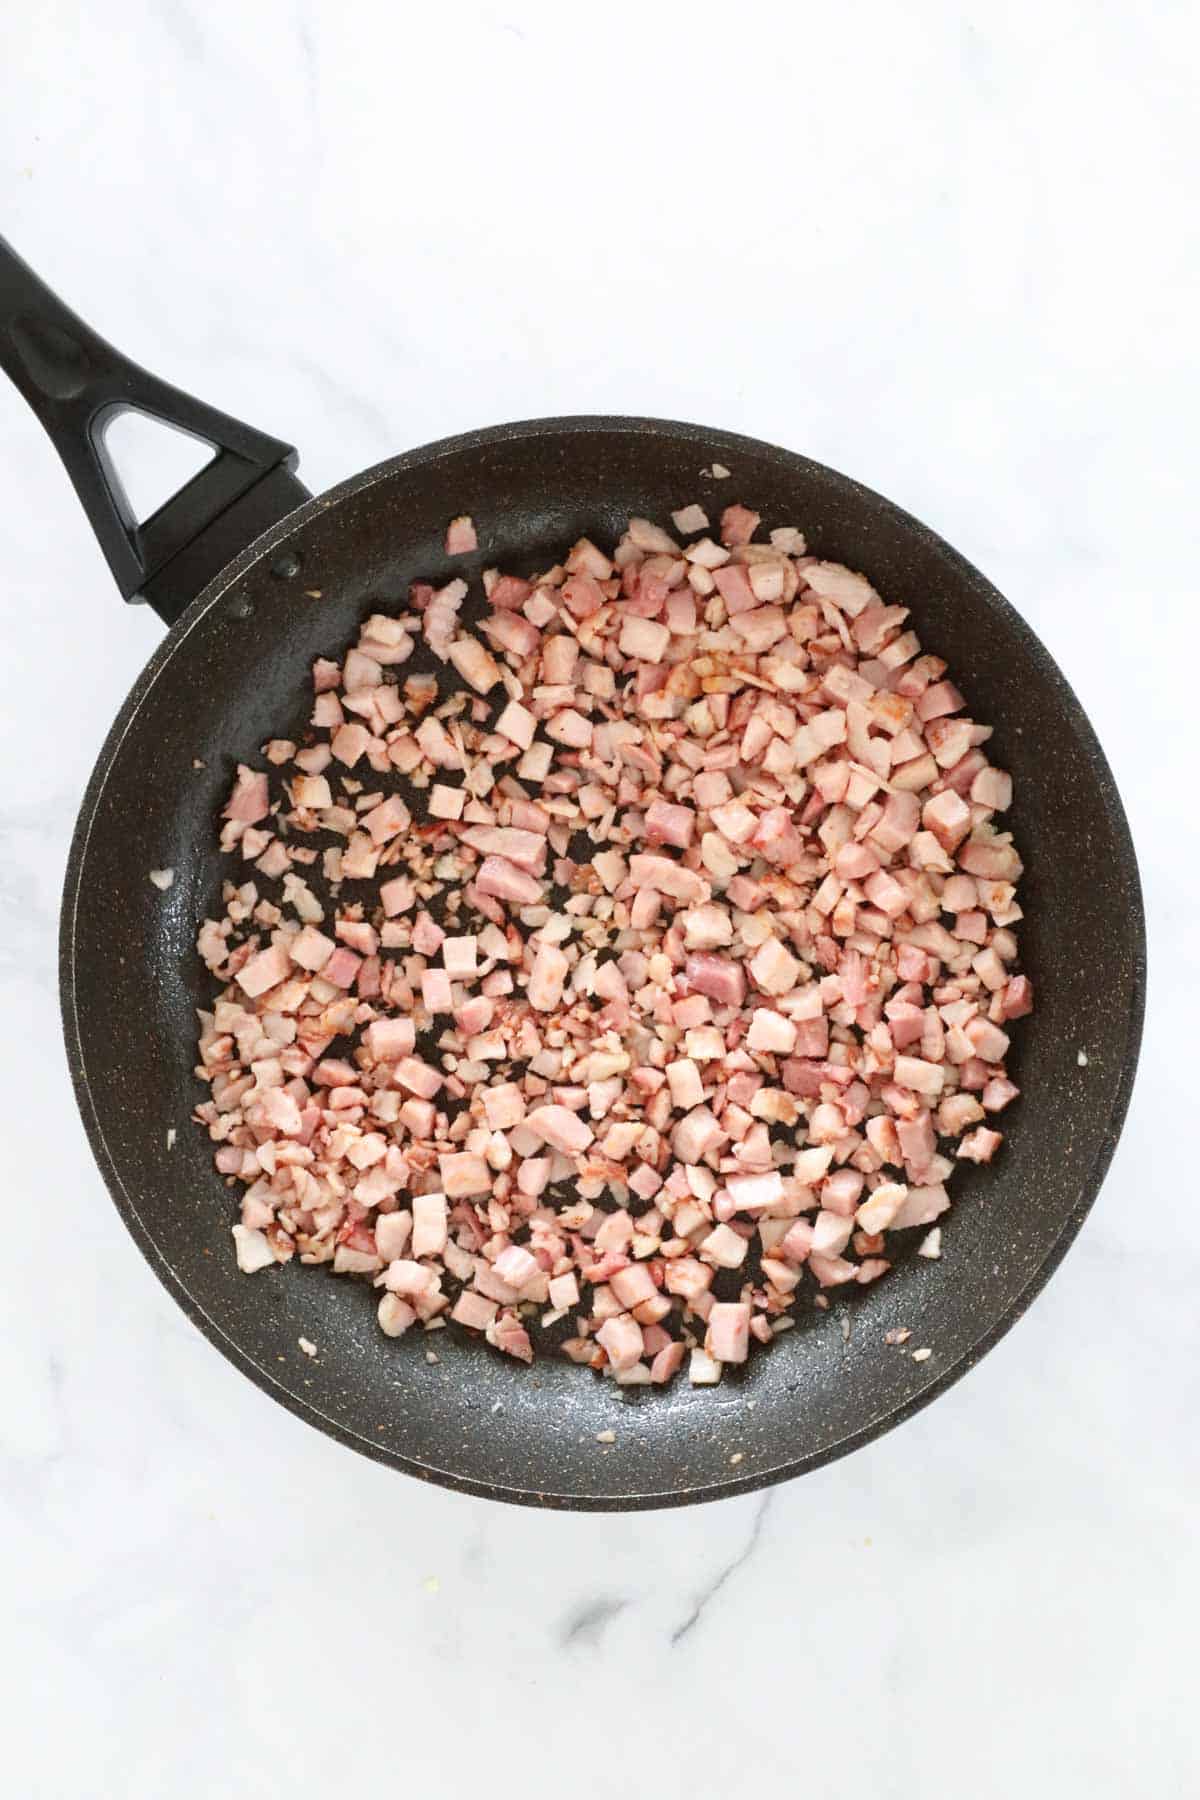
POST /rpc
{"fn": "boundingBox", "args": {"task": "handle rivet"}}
[271,549,303,579]
[229,595,255,620]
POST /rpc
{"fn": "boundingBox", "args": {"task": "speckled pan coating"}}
[60,417,1145,1509]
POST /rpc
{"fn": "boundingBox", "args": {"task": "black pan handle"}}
[0,235,311,626]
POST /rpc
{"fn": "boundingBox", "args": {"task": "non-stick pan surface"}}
[61,415,1144,1509]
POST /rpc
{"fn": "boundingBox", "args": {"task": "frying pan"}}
[0,236,1144,1509]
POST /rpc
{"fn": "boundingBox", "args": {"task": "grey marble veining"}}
[0,3,1194,1795]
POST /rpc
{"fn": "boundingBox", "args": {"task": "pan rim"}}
[58,413,1147,1509]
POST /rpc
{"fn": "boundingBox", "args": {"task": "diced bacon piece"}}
[292,772,332,810]
[331,722,371,768]
[492,1313,534,1363]
[720,504,760,547]
[235,941,291,998]
[971,766,1012,810]
[749,938,801,996]
[378,1294,418,1337]
[561,573,605,618]
[685,953,745,1007]
[711,561,758,613]
[411,913,445,957]
[731,606,788,651]
[448,635,501,694]
[484,607,543,663]
[865,869,909,919]
[688,1348,723,1385]
[1002,975,1034,1019]
[224,765,270,824]
[645,799,695,849]
[462,826,546,872]
[610,1264,658,1309]
[747,1009,797,1054]
[725,1171,782,1213]
[916,680,964,722]
[965,1016,1011,1061]
[429,783,465,821]
[528,942,568,1011]
[922,789,972,851]
[445,514,478,555]
[596,1313,645,1373]
[323,947,362,989]
[673,1105,723,1164]
[452,1290,499,1331]
[808,1253,858,1288]
[443,935,478,979]
[800,561,877,617]
[546,708,593,748]
[926,716,975,769]
[440,1153,490,1197]
[752,806,804,867]
[958,1127,1003,1164]
[663,1258,714,1301]
[374,1213,413,1262]
[383,1259,435,1298]
[628,516,679,553]
[566,536,614,578]
[897,1109,937,1173]
[379,875,415,917]
[666,1058,705,1110]
[343,648,382,691]
[871,790,921,852]
[707,1302,750,1363]
[479,1083,524,1130]
[496,699,537,750]
[526,1105,594,1154]
[476,857,543,905]
[836,841,880,881]
[700,1223,749,1269]
[682,903,734,950]
[289,926,335,972]
[423,578,467,659]
[685,534,730,569]
[856,1181,908,1232]
[889,1183,950,1231]
[411,1191,448,1256]
[543,1272,578,1312]
[394,1057,442,1099]
[710,800,757,844]
[363,795,409,844]
[855,1258,891,1284]
[422,968,452,1011]
[629,854,707,904]
[493,1244,539,1289]
[792,1145,835,1184]
[779,1219,815,1264]
[811,1211,854,1257]
[650,1341,685,1384]
[893,1055,946,1097]
[890,752,938,792]
[620,615,671,661]
[821,1169,864,1216]
[958,838,1022,880]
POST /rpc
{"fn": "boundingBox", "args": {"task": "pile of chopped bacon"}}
[194,499,1030,1387]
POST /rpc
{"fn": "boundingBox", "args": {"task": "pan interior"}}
[62,419,1143,1507]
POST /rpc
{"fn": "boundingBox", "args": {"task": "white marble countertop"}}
[1,4,1193,1794]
